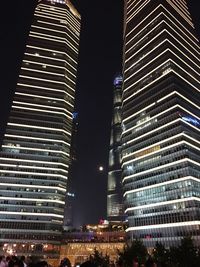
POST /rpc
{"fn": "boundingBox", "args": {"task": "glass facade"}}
[122,0,200,247]
[107,75,124,221]
[0,0,80,247]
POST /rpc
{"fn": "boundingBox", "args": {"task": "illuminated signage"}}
[114,76,123,86]
[182,116,200,126]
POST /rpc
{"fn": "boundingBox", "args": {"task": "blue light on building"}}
[182,116,200,126]
[114,76,123,86]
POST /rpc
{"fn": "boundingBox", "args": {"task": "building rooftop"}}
[38,0,81,19]
[65,0,81,19]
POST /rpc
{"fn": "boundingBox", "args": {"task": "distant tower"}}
[107,75,124,222]
[63,112,78,230]
[0,0,80,255]
[122,0,200,247]
[63,191,75,230]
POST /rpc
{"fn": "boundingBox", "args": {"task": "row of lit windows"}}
[127,179,195,199]
[0,200,62,207]
[126,190,200,209]
[0,233,60,240]
[133,202,199,216]
[0,221,61,230]
[3,142,68,154]
[0,206,63,214]
[129,211,199,227]
[123,146,197,176]
[0,172,67,182]
[137,228,200,239]
[123,164,198,187]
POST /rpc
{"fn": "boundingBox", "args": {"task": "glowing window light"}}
[12,106,72,121]
[0,162,68,174]
[0,157,69,168]
[122,132,199,160]
[26,44,77,64]
[37,20,79,40]
[19,74,75,93]
[114,76,123,86]
[13,100,73,112]
[123,158,200,182]
[24,52,75,71]
[0,169,68,180]
[0,211,63,218]
[17,83,74,105]
[127,0,151,22]
[0,182,66,192]
[126,4,198,42]
[125,29,200,66]
[124,176,199,196]
[5,133,70,146]
[7,123,72,136]
[31,25,79,45]
[49,0,66,4]
[125,197,200,212]
[30,30,78,52]
[157,91,199,110]
[38,2,81,25]
[2,144,70,157]
[0,196,64,204]
[122,104,199,136]
[123,69,199,104]
[38,3,81,27]
[166,0,193,26]
[122,140,199,168]
[125,35,200,80]
[35,11,80,33]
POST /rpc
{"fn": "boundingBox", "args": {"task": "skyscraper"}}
[0,0,80,254]
[107,75,124,222]
[122,0,200,247]
[63,112,78,230]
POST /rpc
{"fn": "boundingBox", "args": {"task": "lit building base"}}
[0,242,60,259]
[127,222,200,248]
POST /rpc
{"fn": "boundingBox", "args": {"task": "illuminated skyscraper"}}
[107,75,124,222]
[122,0,200,247]
[0,0,80,253]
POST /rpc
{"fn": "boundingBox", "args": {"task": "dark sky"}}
[0,0,199,227]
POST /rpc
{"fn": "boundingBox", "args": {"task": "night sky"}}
[0,0,199,227]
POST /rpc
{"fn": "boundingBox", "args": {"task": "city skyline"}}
[0,0,199,228]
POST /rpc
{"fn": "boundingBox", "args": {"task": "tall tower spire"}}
[107,75,124,222]
[122,0,200,247]
[0,0,80,256]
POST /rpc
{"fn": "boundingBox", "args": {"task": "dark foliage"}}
[118,240,147,266]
